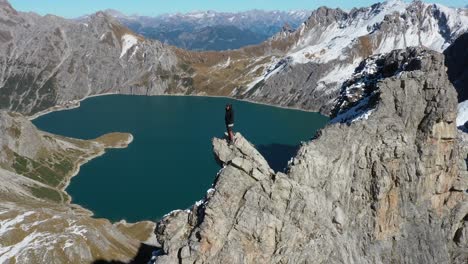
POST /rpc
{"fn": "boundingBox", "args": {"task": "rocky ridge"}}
[0,1,467,117]
[153,47,468,263]
[102,9,310,51]
[0,0,183,116]
[236,0,468,113]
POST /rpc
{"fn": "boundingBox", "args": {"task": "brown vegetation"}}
[95,132,132,148]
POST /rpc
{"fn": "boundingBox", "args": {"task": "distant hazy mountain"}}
[100,9,311,50]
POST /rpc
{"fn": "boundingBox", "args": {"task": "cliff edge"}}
[154,47,468,264]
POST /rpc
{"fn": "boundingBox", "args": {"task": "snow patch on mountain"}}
[242,1,467,114]
[433,3,468,30]
[457,100,468,127]
[330,96,376,124]
[120,34,138,58]
[288,1,467,66]
[0,211,35,234]
[242,57,289,95]
[330,53,385,124]
[0,232,46,262]
[318,62,359,87]
[264,57,291,80]
[186,12,209,19]
[216,57,231,69]
[290,0,409,64]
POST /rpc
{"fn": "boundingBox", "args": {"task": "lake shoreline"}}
[29,93,327,121]
[33,94,328,223]
[59,133,135,219]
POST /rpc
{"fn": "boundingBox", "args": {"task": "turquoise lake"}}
[33,95,328,222]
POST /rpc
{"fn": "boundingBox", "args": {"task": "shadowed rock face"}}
[154,48,468,264]
[444,32,468,102]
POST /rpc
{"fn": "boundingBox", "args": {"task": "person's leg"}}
[228,125,234,142]
[226,125,230,141]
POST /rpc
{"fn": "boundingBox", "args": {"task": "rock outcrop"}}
[154,47,468,263]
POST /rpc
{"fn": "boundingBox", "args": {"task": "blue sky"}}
[8,0,466,18]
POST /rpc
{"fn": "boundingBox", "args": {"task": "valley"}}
[0,0,467,263]
[32,95,328,222]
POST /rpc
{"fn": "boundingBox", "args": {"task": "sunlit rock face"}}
[154,48,468,264]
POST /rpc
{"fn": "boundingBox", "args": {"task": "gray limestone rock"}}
[154,47,468,264]
[0,3,184,115]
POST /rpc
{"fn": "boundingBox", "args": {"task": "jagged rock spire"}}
[154,47,467,264]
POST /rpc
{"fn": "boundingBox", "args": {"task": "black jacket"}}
[225,108,234,125]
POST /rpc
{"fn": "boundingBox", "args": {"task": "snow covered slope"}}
[238,0,468,113]
[288,0,467,64]
[120,34,139,58]
[457,100,468,127]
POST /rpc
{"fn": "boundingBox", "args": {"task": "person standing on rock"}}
[225,103,235,143]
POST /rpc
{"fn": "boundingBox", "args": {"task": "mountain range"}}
[94,9,310,51]
[0,0,467,263]
[1,0,466,117]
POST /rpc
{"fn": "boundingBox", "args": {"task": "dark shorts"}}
[226,123,234,131]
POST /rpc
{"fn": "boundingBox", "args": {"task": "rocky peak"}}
[155,133,276,262]
[86,10,122,31]
[213,133,274,178]
[154,47,467,264]
[0,0,17,17]
[0,0,13,9]
[242,0,467,116]
[103,9,128,19]
[304,6,347,27]
[0,2,183,116]
[280,22,294,33]
[330,47,437,123]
